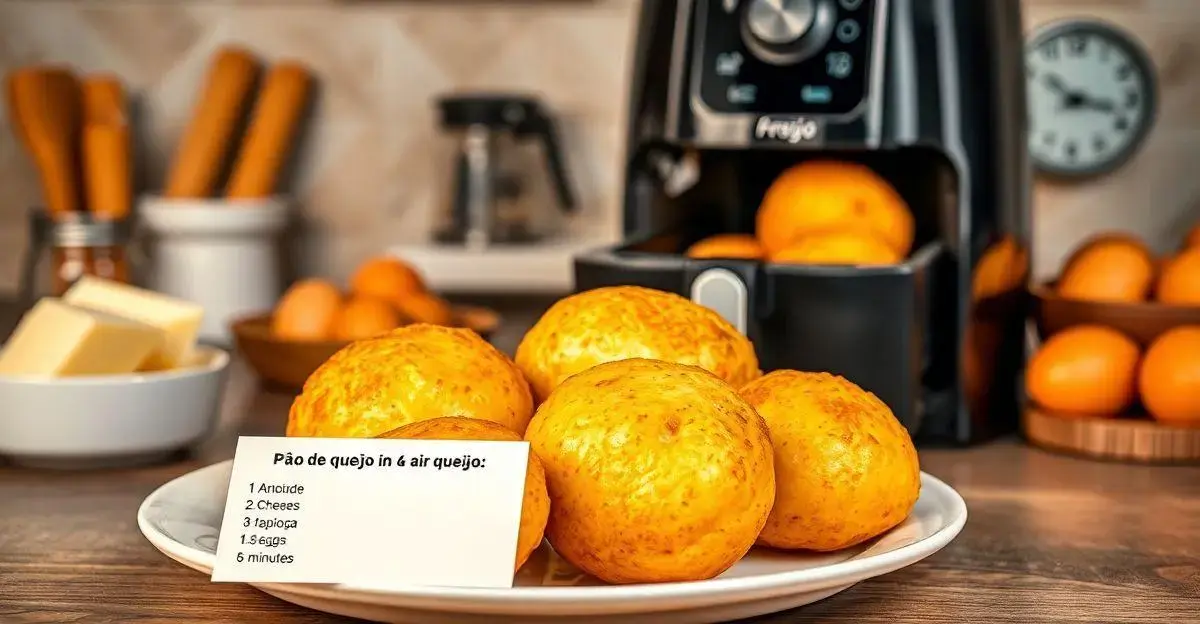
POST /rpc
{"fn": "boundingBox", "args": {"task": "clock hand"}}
[1084,97,1117,113]
[1043,73,1071,95]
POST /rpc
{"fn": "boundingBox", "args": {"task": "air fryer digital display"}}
[697,0,877,117]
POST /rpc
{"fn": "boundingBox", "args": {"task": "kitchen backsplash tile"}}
[0,0,1197,291]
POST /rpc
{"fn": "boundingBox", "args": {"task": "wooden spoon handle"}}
[226,61,312,200]
[164,47,260,199]
[81,74,131,220]
[10,69,81,218]
[83,122,131,221]
[82,74,127,125]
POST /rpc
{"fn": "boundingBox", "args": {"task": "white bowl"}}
[139,195,290,346]
[0,346,230,468]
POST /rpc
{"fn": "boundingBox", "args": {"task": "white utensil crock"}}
[139,196,290,345]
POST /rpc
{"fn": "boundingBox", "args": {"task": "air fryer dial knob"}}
[741,0,837,65]
[745,0,815,44]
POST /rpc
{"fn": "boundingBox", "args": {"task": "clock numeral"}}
[1116,64,1133,81]
[1099,42,1112,62]
[1064,141,1079,162]
[1092,135,1108,153]
[1042,131,1058,146]
[1115,117,1130,132]
[1125,90,1140,108]
[1040,41,1060,61]
[1066,36,1089,56]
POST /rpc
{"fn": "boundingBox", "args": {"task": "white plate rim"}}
[138,460,967,609]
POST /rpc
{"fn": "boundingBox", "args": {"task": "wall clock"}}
[1025,19,1158,179]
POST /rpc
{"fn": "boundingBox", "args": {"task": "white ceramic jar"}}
[139,196,290,345]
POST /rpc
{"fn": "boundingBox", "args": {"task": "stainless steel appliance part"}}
[433,95,577,248]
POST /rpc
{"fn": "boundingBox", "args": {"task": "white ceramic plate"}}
[139,460,967,624]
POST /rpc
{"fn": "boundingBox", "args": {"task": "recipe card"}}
[211,435,529,589]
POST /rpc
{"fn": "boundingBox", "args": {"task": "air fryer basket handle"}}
[690,268,750,336]
[531,111,578,214]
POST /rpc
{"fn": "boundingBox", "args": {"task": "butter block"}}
[63,277,204,370]
[0,298,165,376]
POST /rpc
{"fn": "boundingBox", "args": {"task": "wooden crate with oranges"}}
[230,256,499,390]
[1023,226,1200,463]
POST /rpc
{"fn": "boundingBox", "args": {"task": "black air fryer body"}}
[575,0,1032,445]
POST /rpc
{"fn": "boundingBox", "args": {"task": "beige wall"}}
[0,0,1196,293]
[1024,0,1200,278]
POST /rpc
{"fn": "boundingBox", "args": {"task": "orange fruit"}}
[1155,247,1200,306]
[769,229,901,266]
[331,296,403,341]
[1025,325,1140,417]
[350,256,426,302]
[394,292,454,326]
[271,279,342,341]
[378,417,550,571]
[685,234,765,260]
[1056,234,1155,303]
[755,160,914,258]
[1138,326,1200,426]
[972,235,1029,300]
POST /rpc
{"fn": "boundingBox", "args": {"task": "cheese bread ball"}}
[287,324,533,437]
[524,358,775,584]
[740,370,920,551]
[515,286,760,402]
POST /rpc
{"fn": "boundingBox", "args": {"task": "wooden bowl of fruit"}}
[1023,229,1200,463]
[231,256,500,391]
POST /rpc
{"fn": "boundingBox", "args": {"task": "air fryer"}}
[575,0,1032,445]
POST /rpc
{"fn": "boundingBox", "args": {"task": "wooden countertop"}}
[1,300,1198,623]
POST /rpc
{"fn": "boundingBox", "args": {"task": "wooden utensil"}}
[6,67,83,218]
[45,67,85,209]
[164,47,260,199]
[231,306,501,390]
[81,74,131,220]
[82,123,131,221]
[226,61,312,199]
[82,74,127,125]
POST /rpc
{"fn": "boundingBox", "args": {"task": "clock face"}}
[1026,20,1158,178]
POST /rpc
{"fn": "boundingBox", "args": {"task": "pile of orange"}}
[271,256,455,342]
[1055,229,1200,306]
[1025,227,1200,427]
[684,160,915,267]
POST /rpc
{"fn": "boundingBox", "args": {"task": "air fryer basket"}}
[575,238,945,434]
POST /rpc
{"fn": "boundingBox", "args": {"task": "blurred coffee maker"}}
[434,94,577,249]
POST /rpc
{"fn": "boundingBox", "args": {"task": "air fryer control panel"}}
[697,0,878,116]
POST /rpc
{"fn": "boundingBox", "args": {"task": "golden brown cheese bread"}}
[524,358,775,584]
[287,324,533,438]
[740,370,921,551]
[515,285,760,403]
